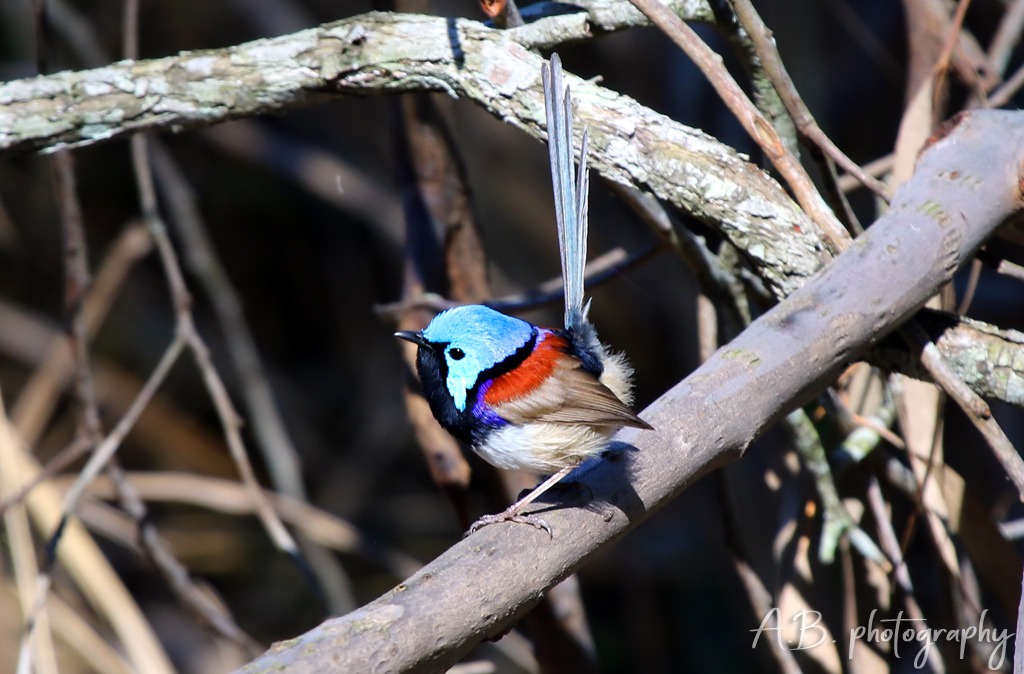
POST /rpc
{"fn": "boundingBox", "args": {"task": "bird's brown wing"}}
[491,357,652,429]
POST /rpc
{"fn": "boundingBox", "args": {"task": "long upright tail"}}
[542,53,590,333]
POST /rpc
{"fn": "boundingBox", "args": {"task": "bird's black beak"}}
[394,331,429,348]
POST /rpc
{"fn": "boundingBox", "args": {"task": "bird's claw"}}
[465,511,553,538]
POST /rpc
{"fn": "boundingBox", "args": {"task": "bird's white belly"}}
[473,422,614,474]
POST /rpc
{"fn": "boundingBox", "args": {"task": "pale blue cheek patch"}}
[421,305,534,413]
[446,354,482,411]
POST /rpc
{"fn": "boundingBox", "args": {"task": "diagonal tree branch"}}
[237,109,1024,674]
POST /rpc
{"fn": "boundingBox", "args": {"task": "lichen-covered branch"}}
[873,312,1024,405]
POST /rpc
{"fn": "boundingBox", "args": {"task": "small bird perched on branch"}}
[396,54,651,534]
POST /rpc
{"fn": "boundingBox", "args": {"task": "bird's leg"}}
[467,465,576,537]
[508,464,576,513]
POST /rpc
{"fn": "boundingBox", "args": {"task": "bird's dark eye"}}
[449,347,465,361]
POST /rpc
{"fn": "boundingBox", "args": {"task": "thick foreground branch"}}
[238,111,1024,674]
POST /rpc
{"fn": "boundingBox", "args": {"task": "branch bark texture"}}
[239,111,1024,673]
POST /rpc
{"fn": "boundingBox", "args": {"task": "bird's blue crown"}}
[421,305,535,412]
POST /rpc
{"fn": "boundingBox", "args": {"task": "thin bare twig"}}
[909,0,999,97]
[54,117,207,674]
[18,12,142,666]
[712,0,798,158]
[42,333,261,654]
[987,0,1024,76]
[717,471,802,674]
[609,182,749,339]
[70,3,285,649]
[0,393,175,674]
[45,0,343,613]
[864,476,939,666]
[52,336,185,540]
[996,259,1024,282]
[889,370,967,609]
[10,225,152,444]
[727,0,890,201]
[626,0,850,252]
[0,223,152,516]
[930,0,976,113]
[151,103,306,510]
[17,147,101,674]
[52,152,102,440]
[3,393,58,674]
[812,147,864,235]
[849,412,906,451]
[488,244,661,315]
[60,471,424,580]
[127,122,311,597]
[25,337,185,674]
[838,154,895,193]
[108,463,263,655]
[376,245,653,319]
[989,62,1024,108]
[0,436,90,516]
[956,258,983,315]
[148,144,357,613]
